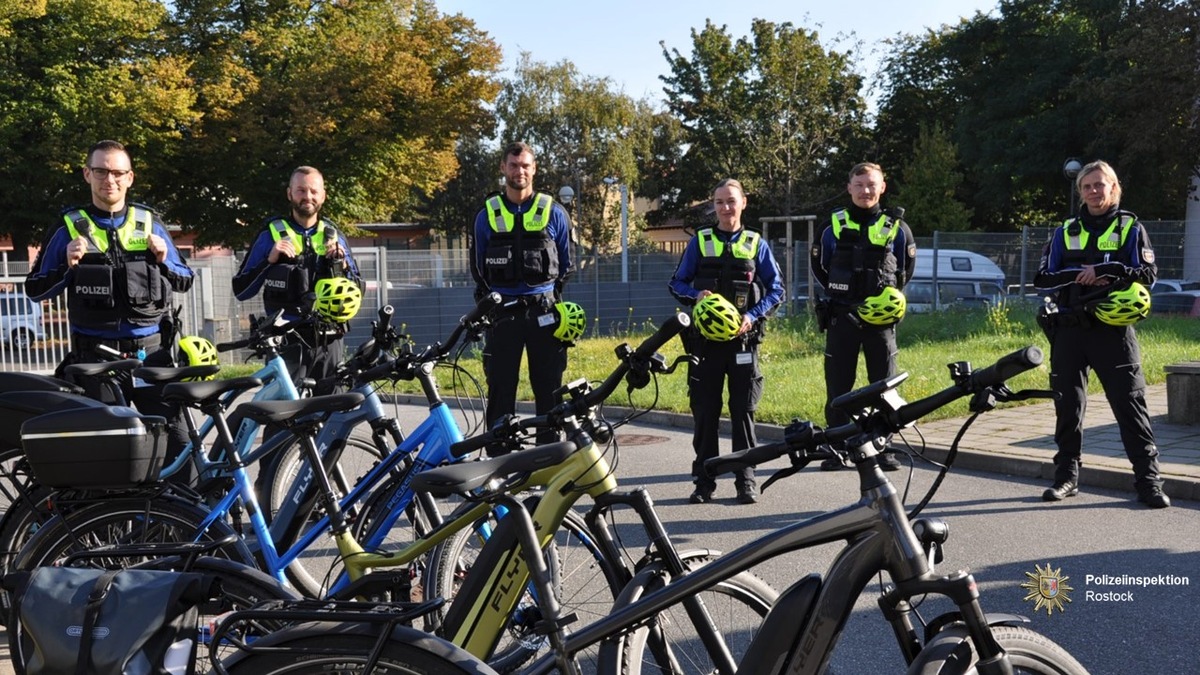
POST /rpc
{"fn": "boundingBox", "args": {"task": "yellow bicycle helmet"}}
[693,293,742,341]
[1089,282,1151,326]
[314,277,363,323]
[857,287,906,326]
[553,301,586,342]
[178,335,218,381]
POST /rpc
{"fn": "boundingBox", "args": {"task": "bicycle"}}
[210,311,779,674]
[8,294,498,588]
[212,344,1090,675]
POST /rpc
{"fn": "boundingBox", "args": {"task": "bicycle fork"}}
[588,488,739,675]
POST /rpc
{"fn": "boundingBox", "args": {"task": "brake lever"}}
[1004,388,1059,402]
[659,354,697,375]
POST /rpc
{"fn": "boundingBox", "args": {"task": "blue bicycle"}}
[11,295,501,599]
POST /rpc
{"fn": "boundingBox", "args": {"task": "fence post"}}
[1019,225,1029,297]
[932,232,941,311]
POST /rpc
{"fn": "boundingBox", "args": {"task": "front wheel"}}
[219,623,499,674]
[426,504,623,673]
[605,554,777,675]
[908,625,1090,675]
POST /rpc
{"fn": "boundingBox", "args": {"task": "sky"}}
[434,0,1000,109]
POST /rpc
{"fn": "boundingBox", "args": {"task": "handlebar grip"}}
[449,433,496,458]
[378,305,394,321]
[632,312,691,359]
[704,440,789,477]
[463,293,502,325]
[356,358,397,384]
[216,338,251,353]
[970,346,1043,388]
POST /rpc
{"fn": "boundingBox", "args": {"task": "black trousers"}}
[282,328,346,396]
[687,336,763,490]
[823,314,898,427]
[483,300,567,445]
[1049,322,1160,489]
[59,332,194,485]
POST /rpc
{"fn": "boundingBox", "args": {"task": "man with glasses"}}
[26,139,195,480]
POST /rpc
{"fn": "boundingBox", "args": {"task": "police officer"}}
[25,139,195,479]
[811,162,916,472]
[1033,160,1168,509]
[469,142,573,445]
[669,179,784,505]
[233,166,362,396]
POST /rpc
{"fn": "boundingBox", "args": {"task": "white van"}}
[905,249,1006,312]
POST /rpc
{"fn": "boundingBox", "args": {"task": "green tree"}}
[1087,0,1200,217]
[876,0,1198,229]
[424,134,499,243]
[0,0,502,250]
[896,123,974,234]
[0,0,198,255]
[494,53,656,251]
[658,19,870,224]
[164,0,502,246]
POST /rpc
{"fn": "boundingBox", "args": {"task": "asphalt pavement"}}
[1,381,1194,673]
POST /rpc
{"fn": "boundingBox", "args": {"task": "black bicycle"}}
[204,344,1089,675]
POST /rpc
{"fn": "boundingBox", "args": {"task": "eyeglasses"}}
[88,167,133,180]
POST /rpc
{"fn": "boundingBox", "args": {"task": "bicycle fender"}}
[740,573,822,675]
[630,547,722,573]
[924,611,1030,644]
[908,616,1032,675]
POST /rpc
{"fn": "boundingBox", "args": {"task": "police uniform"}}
[25,203,194,479]
[811,205,916,453]
[233,216,362,395]
[1033,206,1164,503]
[470,192,573,444]
[669,226,784,500]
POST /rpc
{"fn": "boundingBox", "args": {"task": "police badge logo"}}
[1020,562,1074,615]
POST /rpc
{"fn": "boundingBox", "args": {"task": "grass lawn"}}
[226,304,1197,427]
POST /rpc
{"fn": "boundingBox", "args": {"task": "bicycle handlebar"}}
[353,293,503,386]
[448,311,691,458]
[706,345,1044,476]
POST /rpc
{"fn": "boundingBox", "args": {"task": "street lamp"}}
[603,177,630,283]
[1063,158,1083,218]
[557,185,574,209]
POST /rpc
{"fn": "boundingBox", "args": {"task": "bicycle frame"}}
[528,454,1003,675]
[186,367,463,588]
[159,352,299,481]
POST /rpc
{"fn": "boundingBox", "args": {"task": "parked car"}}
[1150,279,1200,294]
[0,292,46,349]
[906,249,1006,312]
[1150,291,1200,317]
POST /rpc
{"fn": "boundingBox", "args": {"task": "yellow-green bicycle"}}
[211,312,777,674]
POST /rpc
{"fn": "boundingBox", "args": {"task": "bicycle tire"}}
[427,503,623,673]
[0,458,51,576]
[0,447,51,627]
[608,553,777,675]
[219,623,499,675]
[181,556,304,665]
[255,434,388,526]
[319,466,442,599]
[10,496,253,572]
[256,433,391,597]
[907,625,1090,675]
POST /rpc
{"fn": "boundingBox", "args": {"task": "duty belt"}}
[71,332,162,356]
[497,292,554,311]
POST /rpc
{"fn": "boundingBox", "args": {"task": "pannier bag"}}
[21,406,167,489]
[3,567,217,675]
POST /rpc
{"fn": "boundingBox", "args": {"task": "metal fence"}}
[0,221,1192,373]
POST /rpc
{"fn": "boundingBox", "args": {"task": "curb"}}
[386,395,1200,503]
